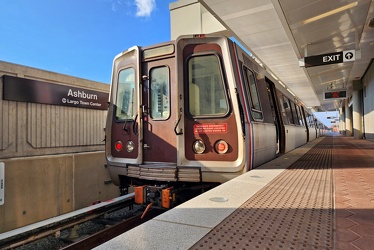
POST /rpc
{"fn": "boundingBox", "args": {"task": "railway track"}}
[0,193,164,249]
[61,208,162,250]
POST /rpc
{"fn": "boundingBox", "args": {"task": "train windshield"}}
[115,68,137,121]
[187,54,228,117]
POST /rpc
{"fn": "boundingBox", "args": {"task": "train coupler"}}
[134,185,177,209]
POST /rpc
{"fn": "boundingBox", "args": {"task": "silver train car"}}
[105,35,320,208]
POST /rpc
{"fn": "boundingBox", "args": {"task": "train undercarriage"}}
[119,176,220,209]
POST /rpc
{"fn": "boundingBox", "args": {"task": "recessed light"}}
[302,2,358,25]
[209,197,228,202]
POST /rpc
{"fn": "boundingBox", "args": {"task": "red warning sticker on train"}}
[194,124,227,134]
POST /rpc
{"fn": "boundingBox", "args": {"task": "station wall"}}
[0,61,119,233]
[363,60,374,139]
[0,61,108,158]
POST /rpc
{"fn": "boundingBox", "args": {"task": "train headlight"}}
[126,141,135,152]
[215,140,229,154]
[193,140,206,154]
[115,141,123,152]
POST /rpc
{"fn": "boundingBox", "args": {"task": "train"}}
[105,35,324,209]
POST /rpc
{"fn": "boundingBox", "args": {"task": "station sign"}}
[299,50,355,68]
[323,89,347,100]
[2,75,109,110]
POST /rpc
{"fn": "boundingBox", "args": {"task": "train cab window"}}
[150,66,170,120]
[187,54,228,117]
[243,67,263,120]
[115,68,136,121]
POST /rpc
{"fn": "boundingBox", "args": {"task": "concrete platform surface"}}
[94,135,374,250]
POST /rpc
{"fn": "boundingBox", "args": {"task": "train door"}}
[176,36,242,173]
[265,78,284,154]
[141,54,177,163]
[108,47,142,166]
[301,107,311,142]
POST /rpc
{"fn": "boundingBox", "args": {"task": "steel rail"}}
[62,208,164,250]
[0,193,135,249]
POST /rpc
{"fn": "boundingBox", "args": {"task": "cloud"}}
[110,0,126,12]
[106,0,156,17]
[135,0,156,17]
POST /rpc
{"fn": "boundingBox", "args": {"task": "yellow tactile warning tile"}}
[333,137,374,250]
[190,137,334,250]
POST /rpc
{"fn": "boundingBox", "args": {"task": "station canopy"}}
[199,0,374,112]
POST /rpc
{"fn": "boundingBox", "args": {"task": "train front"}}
[105,36,246,208]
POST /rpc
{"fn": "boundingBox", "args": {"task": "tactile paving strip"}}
[191,137,334,250]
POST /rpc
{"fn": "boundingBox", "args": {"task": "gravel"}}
[14,204,142,250]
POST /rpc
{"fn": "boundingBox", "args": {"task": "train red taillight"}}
[115,141,123,152]
[215,140,229,154]
[114,140,135,152]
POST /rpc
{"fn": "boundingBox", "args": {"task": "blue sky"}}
[0,0,338,127]
[0,0,173,83]
[314,111,339,128]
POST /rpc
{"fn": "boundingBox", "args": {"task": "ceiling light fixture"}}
[302,2,358,25]
[287,88,296,97]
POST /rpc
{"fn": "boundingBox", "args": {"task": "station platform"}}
[94,134,374,250]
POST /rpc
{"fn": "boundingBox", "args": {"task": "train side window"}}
[187,54,228,117]
[311,116,315,127]
[306,114,311,127]
[296,105,304,126]
[243,67,263,120]
[116,68,136,121]
[291,103,300,125]
[282,96,294,124]
[150,66,170,120]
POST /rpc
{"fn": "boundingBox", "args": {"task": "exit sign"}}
[323,90,347,100]
[299,50,355,68]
